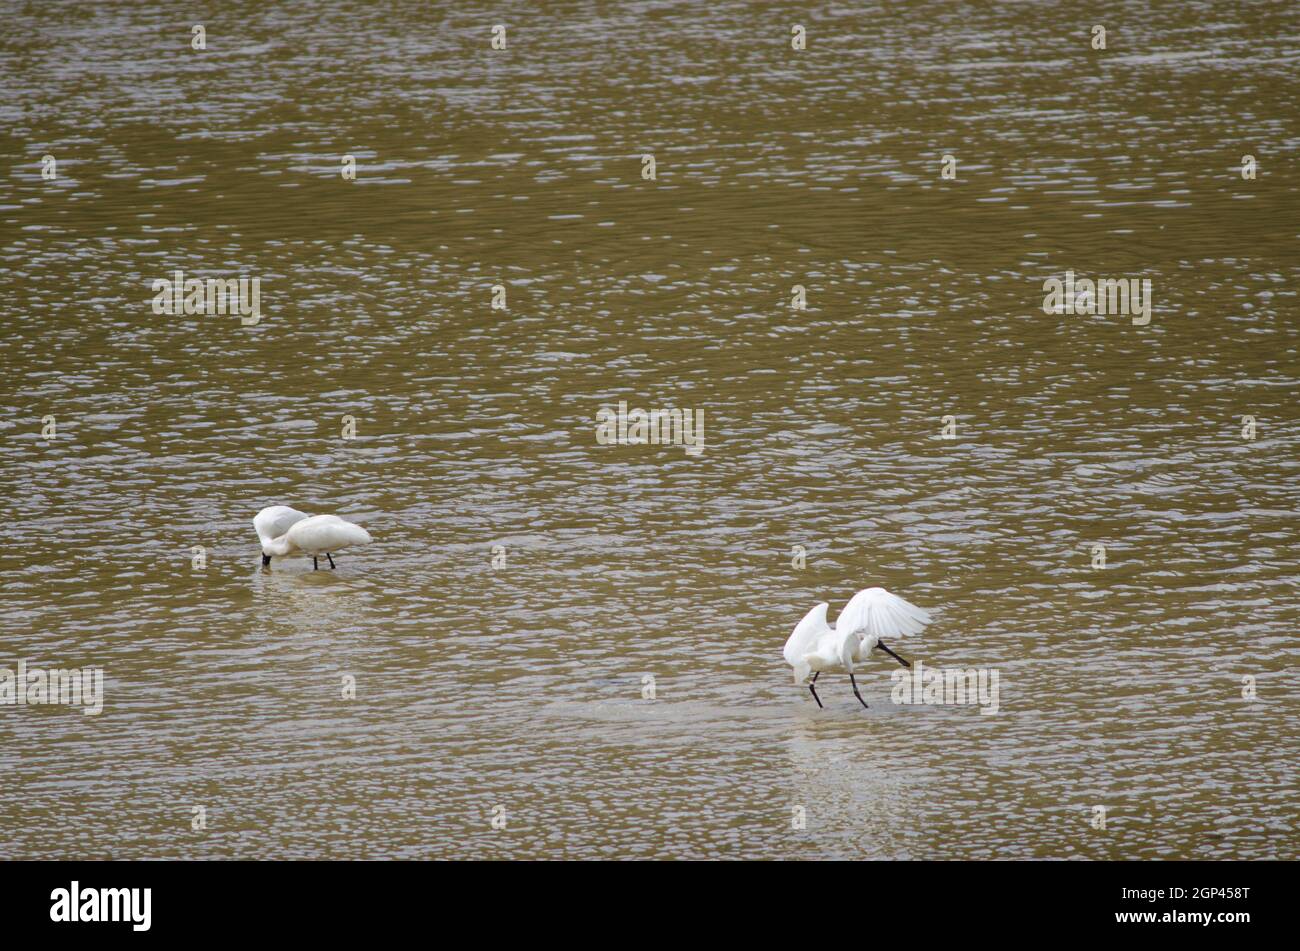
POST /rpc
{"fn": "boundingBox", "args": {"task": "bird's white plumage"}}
[783,603,828,667]
[278,514,371,556]
[835,586,932,648]
[253,505,310,553]
[783,587,933,684]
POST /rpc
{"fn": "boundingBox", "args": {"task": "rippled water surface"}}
[1,1,1297,859]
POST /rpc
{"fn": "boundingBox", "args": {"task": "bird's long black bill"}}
[875,640,912,668]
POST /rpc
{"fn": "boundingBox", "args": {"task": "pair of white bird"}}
[783,587,933,710]
[252,506,927,713]
[253,505,372,570]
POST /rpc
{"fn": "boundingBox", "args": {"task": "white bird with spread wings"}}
[783,587,933,710]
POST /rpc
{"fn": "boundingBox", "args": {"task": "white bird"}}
[253,506,372,570]
[783,587,933,710]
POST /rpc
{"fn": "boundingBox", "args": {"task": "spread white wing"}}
[783,602,830,667]
[835,587,932,642]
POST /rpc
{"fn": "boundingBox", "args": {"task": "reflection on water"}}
[1,1,1297,859]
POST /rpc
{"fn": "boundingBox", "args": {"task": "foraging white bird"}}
[783,587,933,710]
[253,506,372,570]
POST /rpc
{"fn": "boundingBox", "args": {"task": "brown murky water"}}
[1,1,1297,859]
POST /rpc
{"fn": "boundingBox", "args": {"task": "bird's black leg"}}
[808,673,823,709]
[849,673,869,710]
[874,639,911,668]
[326,553,336,569]
[313,557,319,571]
